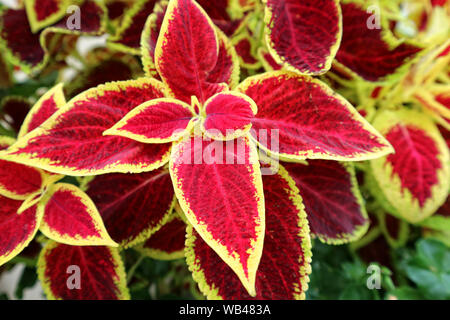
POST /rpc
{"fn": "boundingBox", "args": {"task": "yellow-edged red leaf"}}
[264,0,342,75]
[186,164,311,299]
[38,241,129,300]
[86,169,176,248]
[105,98,195,144]
[0,198,42,266]
[370,109,450,223]
[155,0,227,103]
[170,135,265,296]
[38,183,117,247]
[284,160,369,244]
[237,71,394,161]
[2,79,171,176]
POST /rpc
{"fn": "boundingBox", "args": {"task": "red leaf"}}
[24,0,68,32]
[203,92,257,140]
[39,183,117,246]
[108,0,158,54]
[336,2,422,82]
[86,169,176,248]
[38,241,129,300]
[170,135,265,296]
[140,213,186,260]
[155,0,227,103]
[105,98,195,143]
[370,110,450,223]
[0,9,44,70]
[284,160,369,244]
[18,83,66,138]
[0,197,42,266]
[186,164,311,299]
[237,71,393,161]
[0,136,44,200]
[197,0,243,36]
[3,79,172,175]
[264,0,342,75]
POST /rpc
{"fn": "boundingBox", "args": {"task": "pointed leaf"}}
[170,135,265,296]
[155,0,227,103]
[141,0,168,78]
[105,98,195,144]
[203,91,257,140]
[2,79,171,176]
[0,197,42,266]
[370,109,450,223]
[186,164,312,299]
[108,0,158,54]
[24,0,69,32]
[237,71,394,161]
[264,0,342,75]
[335,2,422,82]
[139,213,186,260]
[284,160,369,244]
[18,83,66,138]
[38,183,117,247]
[0,136,44,200]
[37,241,129,300]
[86,169,176,248]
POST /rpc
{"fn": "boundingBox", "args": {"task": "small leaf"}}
[105,98,195,144]
[39,183,117,247]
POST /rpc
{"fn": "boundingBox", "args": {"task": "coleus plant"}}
[0,83,118,268]
[0,0,398,300]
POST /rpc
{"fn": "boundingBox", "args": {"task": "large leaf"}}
[38,241,129,300]
[38,183,117,247]
[237,71,394,161]
[170,135,265,296]
[86,169,176,248]
[155,0,227,104]
[264,0,342,75]
[370,109,450,223]
[2,79,171,176]
[0,197,42,266]
[284,160,369,244]
[335,1,422,82]
[186,164,311,299]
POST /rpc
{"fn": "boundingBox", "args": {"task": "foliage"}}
[0,0,448,300]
